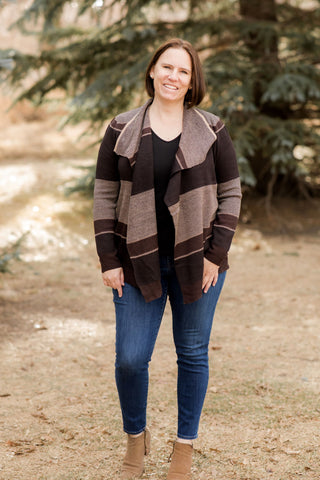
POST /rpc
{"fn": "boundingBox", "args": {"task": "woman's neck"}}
[149,97,184,120]
[149,98,184,141]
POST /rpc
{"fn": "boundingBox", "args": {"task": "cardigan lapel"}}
[113,100,217,171]
[174,107,217,171]
[114,99,153,166]
[122,104,162,300]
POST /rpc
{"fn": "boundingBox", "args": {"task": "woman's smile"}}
[164,84,178,90]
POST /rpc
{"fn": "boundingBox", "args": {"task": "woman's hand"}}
[102,267,125,297]
[202,257,219,293]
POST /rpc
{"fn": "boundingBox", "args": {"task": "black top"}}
[152,130,181,256]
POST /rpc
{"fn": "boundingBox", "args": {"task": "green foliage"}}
[261,71,320,105]
[64,164,96,197]
[1,0,319,195]
[0,234,27,274]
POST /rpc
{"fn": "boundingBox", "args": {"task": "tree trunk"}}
[239,0,280,194]
[239,0,277,21]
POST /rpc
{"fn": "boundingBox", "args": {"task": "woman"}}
[93,38,241,480]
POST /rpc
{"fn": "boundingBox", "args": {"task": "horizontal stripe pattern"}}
[94,218,116,235]
[93,100,241,303]
[170,184,218,245]
[116,180,132,225]
[127,188,158,244]
[93,179,119,220]
[126,234,158,258]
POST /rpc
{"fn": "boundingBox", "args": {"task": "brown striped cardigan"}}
[94,99,241,304]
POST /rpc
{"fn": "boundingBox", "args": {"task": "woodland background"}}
[0,1,319,479]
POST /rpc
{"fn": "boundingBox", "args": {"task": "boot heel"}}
[144,427,151,456]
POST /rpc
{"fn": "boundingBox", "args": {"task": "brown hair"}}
[145,38,206,108]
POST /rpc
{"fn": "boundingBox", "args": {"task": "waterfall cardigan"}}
[93,99,242,304]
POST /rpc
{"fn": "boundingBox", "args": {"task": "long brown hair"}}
[145,38,206,108]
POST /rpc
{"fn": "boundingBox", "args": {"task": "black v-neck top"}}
[152,130,181,256]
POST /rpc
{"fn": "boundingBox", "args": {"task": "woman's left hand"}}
[202,257,219,293]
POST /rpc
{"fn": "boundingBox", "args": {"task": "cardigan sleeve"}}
[204,125,242,266]
[93,122,122,272]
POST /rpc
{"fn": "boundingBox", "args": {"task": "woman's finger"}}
[102,267,124,296]
[203,276,212,293]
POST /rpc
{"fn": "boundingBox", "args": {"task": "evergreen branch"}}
[261,73,320,106]
[0,233,27,274]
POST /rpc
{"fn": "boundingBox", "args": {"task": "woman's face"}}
[150,47,192,105]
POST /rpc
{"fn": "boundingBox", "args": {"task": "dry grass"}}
[0,151,319,480]
[0,75,320,480]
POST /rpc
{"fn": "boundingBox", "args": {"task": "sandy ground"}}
[0,111,320,480]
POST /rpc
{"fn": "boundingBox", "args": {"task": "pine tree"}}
[1,0,319,196]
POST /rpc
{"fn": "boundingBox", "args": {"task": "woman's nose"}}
[168,69,178,80]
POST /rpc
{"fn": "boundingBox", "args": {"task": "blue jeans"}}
[113,256,226,440]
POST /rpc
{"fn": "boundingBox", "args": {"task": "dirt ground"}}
[0,105,320,480]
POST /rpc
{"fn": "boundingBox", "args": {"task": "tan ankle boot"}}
[121,428,151,479]
[167,441,193,479]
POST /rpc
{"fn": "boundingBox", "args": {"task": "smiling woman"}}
[93,37,242,480]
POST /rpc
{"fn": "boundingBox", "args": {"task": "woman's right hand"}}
[102,267,124,297]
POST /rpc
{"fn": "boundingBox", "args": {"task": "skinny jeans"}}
[113,255,226,440]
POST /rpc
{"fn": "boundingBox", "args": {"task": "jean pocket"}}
[112,285,128,305]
